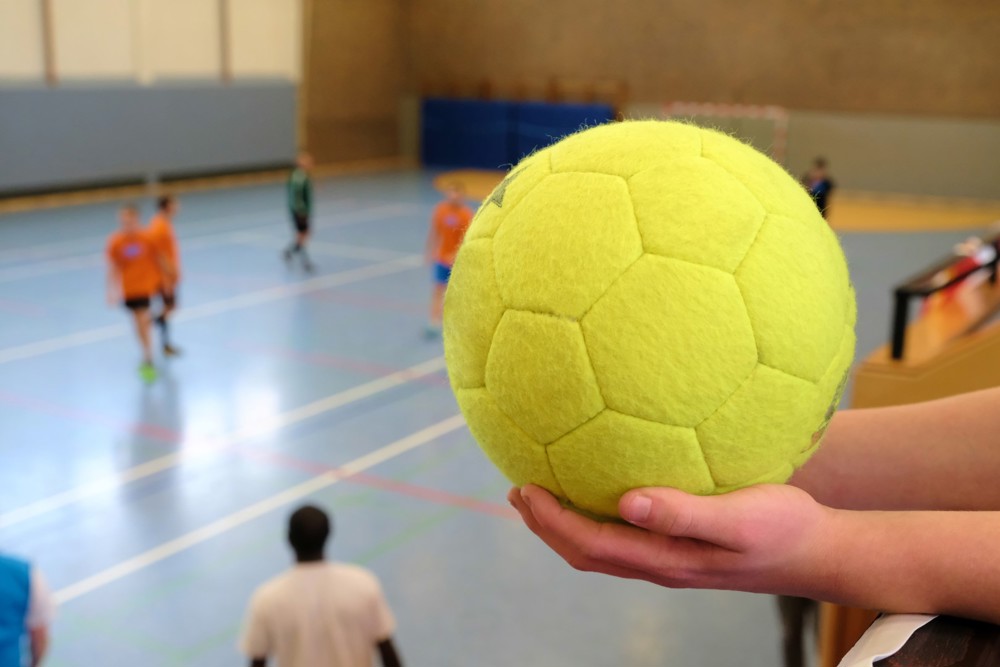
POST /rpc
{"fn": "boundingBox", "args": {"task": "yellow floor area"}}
[435,170,1000,234]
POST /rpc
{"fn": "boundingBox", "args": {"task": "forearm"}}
[791,387,1000,510]
[818,509,1000,623]
[378,638,402,667]
[29,628,48,667]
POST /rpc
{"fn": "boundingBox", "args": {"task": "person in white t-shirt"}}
[240,505,402,667]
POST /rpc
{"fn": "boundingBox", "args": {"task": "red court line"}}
[238,445,517,520]
[0,390,179,444]
[0,389,511,519]
[184,271,276,289]
[227,341,450,387]
[305,289,427,316]
[0,297,49,318]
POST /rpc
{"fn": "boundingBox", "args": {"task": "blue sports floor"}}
[0,172,984,666]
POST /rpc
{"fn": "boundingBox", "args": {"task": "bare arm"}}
[30,627,48,667]
[792,387,1000,510]
[508,388,1000,624]
[426,216,439,263]
[377,638,402,667]
[106,265,121,305]
[511,484,1000,624]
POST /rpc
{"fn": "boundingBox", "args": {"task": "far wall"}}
[0,83,296,194]
[626,104,1000,200]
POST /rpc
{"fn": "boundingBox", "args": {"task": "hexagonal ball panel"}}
[700,128,820,221]
[455,387,565,495]
[444,238,505,389]
[493,172,643,319]
[736,214,851,382]
[485,310,604,444]
[582,255,757,427]
[549,120,702,179]
[465,149,552,242]
[696,364,821,488]
[548,410,712,518]
[629,157,766,273]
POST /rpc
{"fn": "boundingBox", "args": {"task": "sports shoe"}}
[283,249,293,265]
[303,261,316,273]
[139,362,158,384]
[163,344,182,357]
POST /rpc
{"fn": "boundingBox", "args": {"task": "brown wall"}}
[302,0,407,163]
[408,0,1000,118]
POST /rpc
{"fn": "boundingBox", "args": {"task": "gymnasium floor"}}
[0,171,987,666]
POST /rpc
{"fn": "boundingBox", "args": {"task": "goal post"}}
[662,101,790,166]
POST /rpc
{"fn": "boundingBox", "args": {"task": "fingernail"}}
[520,488,532,507]
[624,495,651,523]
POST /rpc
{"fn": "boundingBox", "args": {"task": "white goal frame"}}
[662,101,790,166]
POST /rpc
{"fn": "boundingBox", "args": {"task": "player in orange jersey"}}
[147,195,182,356]
[425,183,473,335]
[106,204,169,382]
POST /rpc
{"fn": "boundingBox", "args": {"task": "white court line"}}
[0,203,424,284]
[0,254,423,366]
[0,355,447,529]
[0,201,422,266]
[53,414,466,604]
[231,233,414,262]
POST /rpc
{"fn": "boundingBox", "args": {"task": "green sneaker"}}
[139,363,158,384]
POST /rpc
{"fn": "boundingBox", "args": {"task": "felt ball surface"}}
[443,120,856,519]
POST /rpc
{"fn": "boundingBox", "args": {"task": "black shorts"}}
[292,212,310,233]
[124,296,151,311]
[160,288,177,309]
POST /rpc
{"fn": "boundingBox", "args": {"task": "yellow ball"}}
[444,120,856,519]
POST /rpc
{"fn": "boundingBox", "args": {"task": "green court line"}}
[51,433,482,662]
[175,474,509,663]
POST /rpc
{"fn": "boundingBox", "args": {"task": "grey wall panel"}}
[0,83,296,192]
[625,102,1000,200]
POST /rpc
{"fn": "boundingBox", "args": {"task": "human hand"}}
[508,484,843,599]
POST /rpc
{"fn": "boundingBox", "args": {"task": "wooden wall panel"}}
[408,0,1000,118]
[302,0,406,162]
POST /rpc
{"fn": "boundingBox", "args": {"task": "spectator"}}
[803,157,835,219]
[0,553,56,667]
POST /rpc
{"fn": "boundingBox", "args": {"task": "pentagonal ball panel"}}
[466,149,551,241]
[629,157,766,273]
[582,255,757,427]
[485,310,605,444]
[444,238,506,389]
[493,173,644,319]
[792,324,855,469]
[736,214,851,382]
[548,409,713,518]
[455,387,565,495]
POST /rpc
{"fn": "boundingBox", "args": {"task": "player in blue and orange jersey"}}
[425,183,473,335]
[147,195,182,356]
[106,204,170,382]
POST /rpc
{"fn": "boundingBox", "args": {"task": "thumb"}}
[619,488,753,551]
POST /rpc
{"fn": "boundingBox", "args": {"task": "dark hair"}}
[121,202,139,214]
[287,505,331,559]
[813,157,827,168]
[157,195,175,211]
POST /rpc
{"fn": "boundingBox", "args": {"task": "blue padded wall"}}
[421,98,516,169]
[513,101,614,160]
[421,99,615,169]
